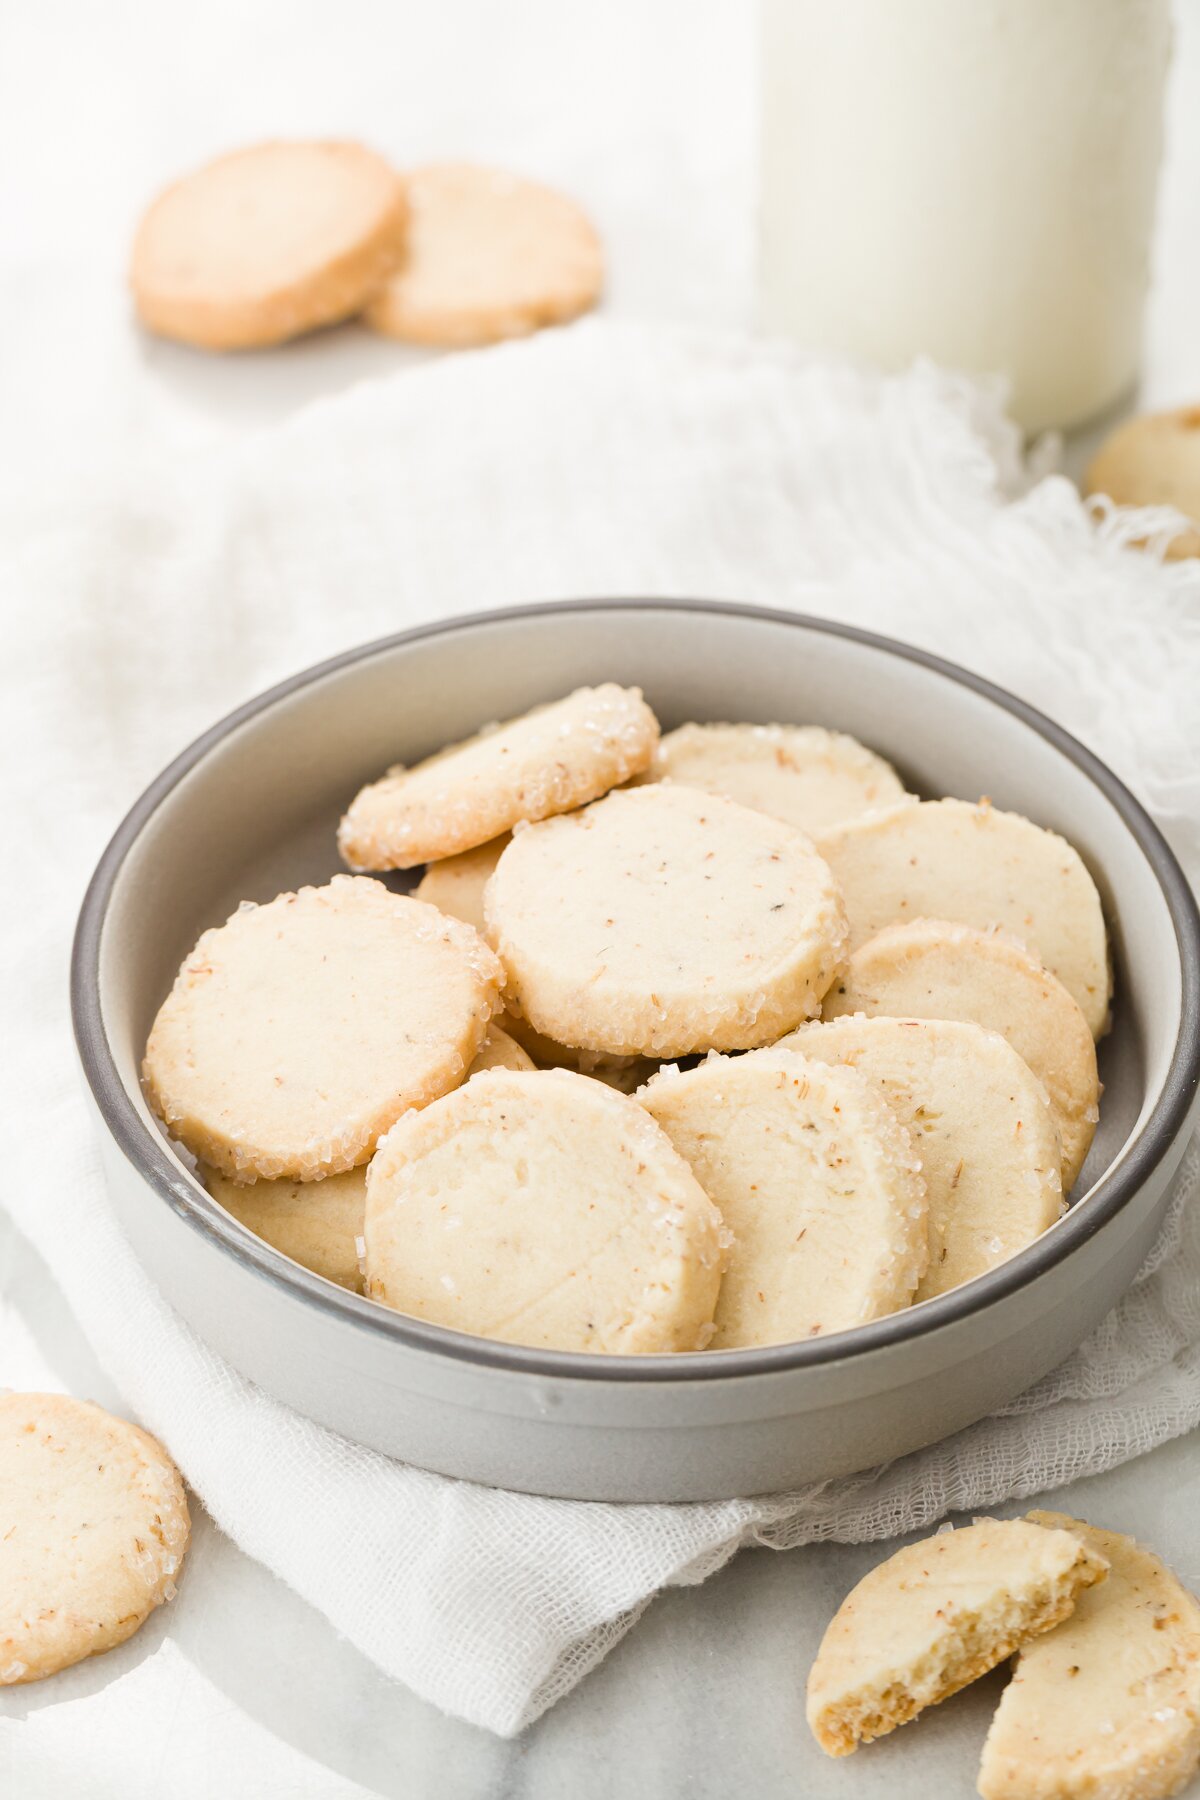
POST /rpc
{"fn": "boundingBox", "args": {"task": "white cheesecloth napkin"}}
[4,321,1200,1737]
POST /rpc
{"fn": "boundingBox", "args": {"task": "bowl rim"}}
[71,598,1200,1384]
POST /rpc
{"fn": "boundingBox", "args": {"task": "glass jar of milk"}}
[759,0,1171,434]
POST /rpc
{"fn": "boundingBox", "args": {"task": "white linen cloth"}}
[4,322,1200,1737]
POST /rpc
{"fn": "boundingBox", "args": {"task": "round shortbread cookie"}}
[339,684,658,871]
[130,140,409,351]
[824,919,1100,1192]
[485,785,848,1057]
[815,798,1111,1036]
[0,1393,190,1685]
[647,723,908,834]
[807,1518,1109,1757]
[203,1164,367,1292]
[639,1048,927,1347]
[781,1015,1063,1301]
[1086,404,1200,561]
[415,835,510,933]
[363,162,602,347]
[143,875,503,1182]
[364,1067,728,1353]
[979,1511,1200,1800]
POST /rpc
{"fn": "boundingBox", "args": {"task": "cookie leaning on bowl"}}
[816,797,1111,1037]
[142,874,504,1181]
[781,1014,1064,1301]
[825,919,1100,1191]
[639,1048,927,1347]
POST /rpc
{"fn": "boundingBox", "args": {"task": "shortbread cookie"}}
[143,875,503,1181]
[807,1518,1108,1756]
[816,798,1110,1036]
[1086,405,1200,561]
[640,1048,926,1346]
[339,684,658,871]
[781,1016,1063,1301]
[414,847,645,1078]
[0,1393,190,1685]
[415,835,510,933]
[466,1023,537,1075]
[130,140,409,351]
[365,1068,727,1352]
[486,785,847,1057]
[364,162,602,347]
[203,1165,367,1292]
[647,723,908,834]
[980,1512,1200,1800]
[824,920,1100,1191]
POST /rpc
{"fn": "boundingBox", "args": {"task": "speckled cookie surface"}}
[485,784,848,1057]
[1086,404,1200,560]
[364,161,602,347]
[0,1393,190,1685]
[782,1015,1063,1302]
[647,722,908,834]
[640,1048,926,1347]
[824,919,1100,1191]
[339,684,658,871]
[364,1067,728,1353]
[130,140,409,350]
[816,798,1110,1036]
[203,1164,368,1292]
[979,1512,1200,1800]
[807,1519,1108,1757]
[143,875,503,1181]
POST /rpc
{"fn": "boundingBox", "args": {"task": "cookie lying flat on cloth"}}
[807,1518,1108,1757]
[364,1068,728,1352]
[824,919,1100,1191]
[340,684,658,870]
[0,1393,190,1684]
[485,784,848,1057]
[781,1015,1063,1302]
[646,722,908,834]
[1086,404,1200,561]
[816,798,1111,1036]
[364,162,603,347]
[143,875,503,1182]
[979,1512,1200,1800]
[639,1048,926,1346]
[130,140,409,350]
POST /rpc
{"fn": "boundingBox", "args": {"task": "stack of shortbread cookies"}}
[142,682,1109,1357]
[130,141,603,351]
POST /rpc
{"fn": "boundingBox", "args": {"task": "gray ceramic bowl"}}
[72,600,1200,1501]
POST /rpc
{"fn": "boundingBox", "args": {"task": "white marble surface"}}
[3,2,1200,1795]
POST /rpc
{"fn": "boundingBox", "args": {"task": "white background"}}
[2,3,1199,1795]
